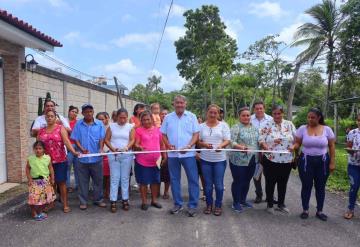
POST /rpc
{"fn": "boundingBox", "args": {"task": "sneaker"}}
[170,205,183,214]
[232,203,243,213]
[241,201,253,209]
[254,196,263,204]
[276,205,290,214]
[266,206,275,215]
[188,208,197,217]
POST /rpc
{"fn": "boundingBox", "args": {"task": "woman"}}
[159,108,170,199]
[66,105,79,192]
[96,112,111,199]
[229,107,259,213]
[130,103,146,128]
[105,108,135,213]
[290,108,335,221]
[259,105,296,214]
[37,109,79,213]
[134,111,166,210]
[198,104,230,216]
[344,113,360,220]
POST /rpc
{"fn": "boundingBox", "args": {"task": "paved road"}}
[1,169,359,247]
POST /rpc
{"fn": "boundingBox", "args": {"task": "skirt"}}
[28,177,56,206]
[135,161,160,185]
[160,161,170,183]
[53,161,68,183]
[103,156,110,176]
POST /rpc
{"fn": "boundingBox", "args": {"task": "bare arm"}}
[31,129,39,138]
[60,126,78,155]
[75,140,88,154]
[127,128,135,150]
[104,128,116,152]
[25,161,32,186]
[162,134,174,150]
[328,139,336,173]
[48,161,55,185]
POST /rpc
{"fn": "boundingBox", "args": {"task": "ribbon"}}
[78,148,290,158]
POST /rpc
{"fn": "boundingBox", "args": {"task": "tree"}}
[242,35,289,106]
[292,0,344,117]
[129,84,147,103]
[175,5,237,112]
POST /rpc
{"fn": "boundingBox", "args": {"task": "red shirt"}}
[69,119,77,144]
[130,116,141,128]
[38,124,67,164]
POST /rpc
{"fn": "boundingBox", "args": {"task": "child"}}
[150,103,161,128]
[134,110,166,210]
[96,112,111,199]
[26,141,56,221]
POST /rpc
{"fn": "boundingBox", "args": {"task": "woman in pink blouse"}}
[37,110,79,213]
[134,111,167,211]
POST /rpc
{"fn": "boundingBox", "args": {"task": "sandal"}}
[213,207,222,216]
[141,204,149,211]
[111,202,117,213]
[163,193,170,200]
[203,205,212,214]
[300,211,309,219]
[344,210,354,220]
[122,200,129,211]
[151,202,163,209]
[63,207,71,213]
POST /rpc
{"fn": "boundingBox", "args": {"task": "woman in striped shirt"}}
[198,104,231,216]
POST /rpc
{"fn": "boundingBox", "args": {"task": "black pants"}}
[263,156,292,208]
[253,175,263,198]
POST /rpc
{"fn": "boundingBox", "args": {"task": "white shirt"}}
[109,122,134,149]
[32,114,70,129]
[250,113,273,129]
[199,121,231,162]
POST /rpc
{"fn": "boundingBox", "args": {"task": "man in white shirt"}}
[31,99,70,137]
[250,101,273,203]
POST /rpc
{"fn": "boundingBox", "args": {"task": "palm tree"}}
[292,0,344,117]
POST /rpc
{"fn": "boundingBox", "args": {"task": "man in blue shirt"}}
[160,95,200,217]
[71,104,106,210]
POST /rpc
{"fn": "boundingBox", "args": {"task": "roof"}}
[330,96,360,104]
[0,9,62,47]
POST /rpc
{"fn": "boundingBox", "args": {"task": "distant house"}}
[88,76,128,95]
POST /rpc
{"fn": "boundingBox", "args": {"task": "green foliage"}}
[327,143,349,192]
[292,107,308,127]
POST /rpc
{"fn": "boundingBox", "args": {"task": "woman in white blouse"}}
[259,105,296,215]
[197,104,230,216]
[105,108,135,213]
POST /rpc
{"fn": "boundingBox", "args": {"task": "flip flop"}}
[63,207,71,213]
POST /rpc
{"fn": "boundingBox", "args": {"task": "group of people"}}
[25,95,360,222]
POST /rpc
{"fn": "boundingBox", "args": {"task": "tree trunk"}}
[222,79,226,119]
[324,45,334,118]
[287,63,301,120]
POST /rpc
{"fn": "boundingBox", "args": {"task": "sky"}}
[0,0,322,92]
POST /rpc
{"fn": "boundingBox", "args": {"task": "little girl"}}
[134,110,166,210]
[96,112,111,199]
[26,141,56,221]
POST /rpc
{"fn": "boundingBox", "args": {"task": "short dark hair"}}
[68,105,78,113]
[238,106,250,115]
[253,101,265,108]
[133,103,146,116]
[33,140,45,149]
[117,108,128,116]
[271,104,284,113]
[308,107,325,125]
[96,112,109,119]
[44,98,56,107]
[139,110,152,122]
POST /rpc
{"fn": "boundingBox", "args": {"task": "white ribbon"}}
[78,148,290,158]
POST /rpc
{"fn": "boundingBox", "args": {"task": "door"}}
[0,58,6,183]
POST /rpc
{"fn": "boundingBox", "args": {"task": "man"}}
[250,101,273,203]
[71,104,106,210]
[31,99,71,137]
[161,95,200,217]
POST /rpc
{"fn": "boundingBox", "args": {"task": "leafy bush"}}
[292,107,308,127]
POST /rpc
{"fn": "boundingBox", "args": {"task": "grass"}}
[327,143,349,192]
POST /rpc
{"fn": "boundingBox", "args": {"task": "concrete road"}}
[1,169,359,247]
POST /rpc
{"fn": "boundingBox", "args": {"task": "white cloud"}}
[148,69,186,91]
[63,31,109,50]
[224,19,243,42]
[276,22,303,44]
[165,26,185,41]
[103,59,139,75]
[249,1,288,19]
[111,32,159,48]
[167,3,187,17]
[121,14,135,23]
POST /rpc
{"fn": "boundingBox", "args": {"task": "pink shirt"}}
[38,124,67,164]
[135,127,162,167]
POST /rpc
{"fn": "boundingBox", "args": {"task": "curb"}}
[0,192,27,218]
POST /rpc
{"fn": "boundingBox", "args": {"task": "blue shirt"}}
[71,119,105,164]
[160,110,200,158]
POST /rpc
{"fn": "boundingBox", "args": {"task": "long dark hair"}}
[308,107,325,125]
[133,103,145,116]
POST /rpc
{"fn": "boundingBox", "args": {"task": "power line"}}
[151,0,173,72]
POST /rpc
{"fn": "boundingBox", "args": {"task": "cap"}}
[81,104,94,111]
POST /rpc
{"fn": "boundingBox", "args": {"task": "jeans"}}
[168,157,199,209]
[77,161,103,205]
[109,154,133,202]
[201,159,226,208]
[230,156,256,205]
[298,153,330,211]
[66,144,79,188]
[348,164,360,210]
[263,156,292,208]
